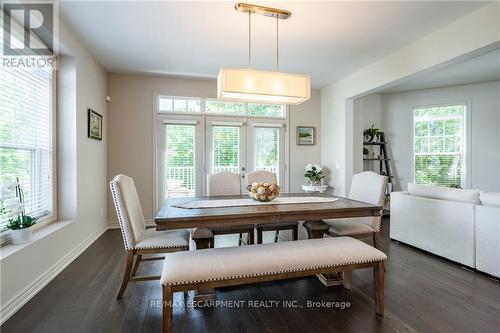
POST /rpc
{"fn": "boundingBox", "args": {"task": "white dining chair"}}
[246,170,298,244]
[206,171,254,246]
[110,174,190,299]
[323,171,388,248]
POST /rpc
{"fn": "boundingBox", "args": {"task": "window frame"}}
[0,67,57,238]
[152,94,289,213]
[411,101,471,189]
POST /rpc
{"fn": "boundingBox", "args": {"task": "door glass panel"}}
[165,125,196,197]
[254,127,280,181]
[212,126,240,174]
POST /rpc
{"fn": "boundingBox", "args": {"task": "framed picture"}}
[88,109,103,141]
[297,126,315,145]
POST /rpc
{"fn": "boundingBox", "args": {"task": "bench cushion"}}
[160,237,386,286]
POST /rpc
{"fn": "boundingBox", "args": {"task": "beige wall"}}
[107,73,321,224]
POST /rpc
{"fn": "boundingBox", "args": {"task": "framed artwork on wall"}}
[88,108,103,141]
[297,126,315,145]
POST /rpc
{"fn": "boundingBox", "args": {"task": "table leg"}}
[191,228,215,302]
[303,220,344,287]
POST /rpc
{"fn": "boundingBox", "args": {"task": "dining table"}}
[155,192,383,299]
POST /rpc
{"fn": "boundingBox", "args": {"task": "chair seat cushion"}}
[160,237,386,286]
[325,218,375,236]
[135,229,190,250]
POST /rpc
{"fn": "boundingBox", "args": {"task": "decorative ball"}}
[247,182,280,202]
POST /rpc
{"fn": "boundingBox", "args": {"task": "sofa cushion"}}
[480,192,500,207]
[408,183,480,204]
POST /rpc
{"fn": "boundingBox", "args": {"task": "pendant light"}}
[217,3,311,105]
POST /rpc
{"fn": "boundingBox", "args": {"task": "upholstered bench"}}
[160,237,387,332]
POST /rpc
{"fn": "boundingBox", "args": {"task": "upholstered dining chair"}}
[324,171,388,248]
[110,175,190,299]
[204,171,254,246]
[246,170,299,244]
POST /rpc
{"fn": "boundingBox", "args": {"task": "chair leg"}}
[117,251,134,299]
[374,261,385,315]
[292,224,298,241]
[373,232,380,249]
[162,285,173,333]
[274,231,279,243]
[248,229,254,245]
[238,232,243,246]
[257,227,263,244]
[131,254,142,277]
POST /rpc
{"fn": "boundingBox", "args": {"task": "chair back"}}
[207,172,242,196]
[246,170,277,186]
[110,175,146,250]
[349,171,388,232]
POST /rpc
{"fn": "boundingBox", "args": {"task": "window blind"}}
[413,105,465,187]
[0,65,54,230]
[254,127,279,179]
[165,124,196,197]
[212,126,240,174]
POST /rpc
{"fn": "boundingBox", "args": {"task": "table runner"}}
[173,196,339,209]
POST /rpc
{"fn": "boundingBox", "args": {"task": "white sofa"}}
[391,184,500,278]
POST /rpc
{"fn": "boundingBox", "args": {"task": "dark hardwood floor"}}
[3,218,500,333]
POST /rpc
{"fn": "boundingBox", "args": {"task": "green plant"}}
[304,164,324,183]
[364,124,382,142]
[0,178,37,230]
[363,147,370,155]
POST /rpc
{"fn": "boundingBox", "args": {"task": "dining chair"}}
[323,171,388,248]
[246,170,299,244]
[110,175,190,299]
[206,171,255,246]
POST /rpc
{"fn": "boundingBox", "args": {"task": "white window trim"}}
[152,93,290,214]
[0,69,57,244]
[411,101,471,189]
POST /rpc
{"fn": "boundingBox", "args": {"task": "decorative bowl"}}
[247,182,280,202]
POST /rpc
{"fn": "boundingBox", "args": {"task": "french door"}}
[157,115,286,204]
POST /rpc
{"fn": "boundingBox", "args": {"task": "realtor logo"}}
[3,2,53,55]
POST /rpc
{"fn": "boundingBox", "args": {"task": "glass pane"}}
[415,154,461,187]
[414,121,428,137]
[414,137,427,153]
[173,99,187,111]
[429,120,444,136]
[187,100,201,112]
[159,98,173,111]
[248,103,284,117]
[206,101,245,115]
[429,137,444,153]
[254,127,279,182]
[212,126,240,174]
[165,125,195,197]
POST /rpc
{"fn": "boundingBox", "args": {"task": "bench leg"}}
[342,270,352,289]
[374,261,384,315]
[162,286,173,333]
[292,224,298,241]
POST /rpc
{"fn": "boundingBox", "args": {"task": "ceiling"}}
[378,48,500,93]
[59,1,488,88]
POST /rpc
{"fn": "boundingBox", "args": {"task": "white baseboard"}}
[0,225,108,325]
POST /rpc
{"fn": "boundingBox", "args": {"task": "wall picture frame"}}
[297,126,315,145]
[88,108,103,141]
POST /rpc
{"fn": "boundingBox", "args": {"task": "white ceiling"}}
[59,1,488,88]
[379,48,500,93]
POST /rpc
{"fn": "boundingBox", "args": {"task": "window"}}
[165,124,196,197]
[254,127,280,177]
[212,126,240,174]
[413,104,466,187]
[158,96,286,117]
[0,66,55,231]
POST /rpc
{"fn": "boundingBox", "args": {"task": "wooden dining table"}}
[155,193,383,297]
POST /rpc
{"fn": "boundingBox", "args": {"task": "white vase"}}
[10,227,33,245]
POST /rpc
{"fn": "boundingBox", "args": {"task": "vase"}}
[10,227,33,245]
[307,180,320,186]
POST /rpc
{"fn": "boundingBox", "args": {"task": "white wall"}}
[321,3,500,195]
[107,73,321,224]
[381,81,500,192]
[0,20,108,323]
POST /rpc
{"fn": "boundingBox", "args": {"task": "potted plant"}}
[304,164,324,186]
[363,124,382,142]
[363,147,370,158]
[0,178,37,245]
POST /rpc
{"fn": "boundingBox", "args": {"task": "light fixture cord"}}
[248,11,252,68]
[276,15,279,72]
